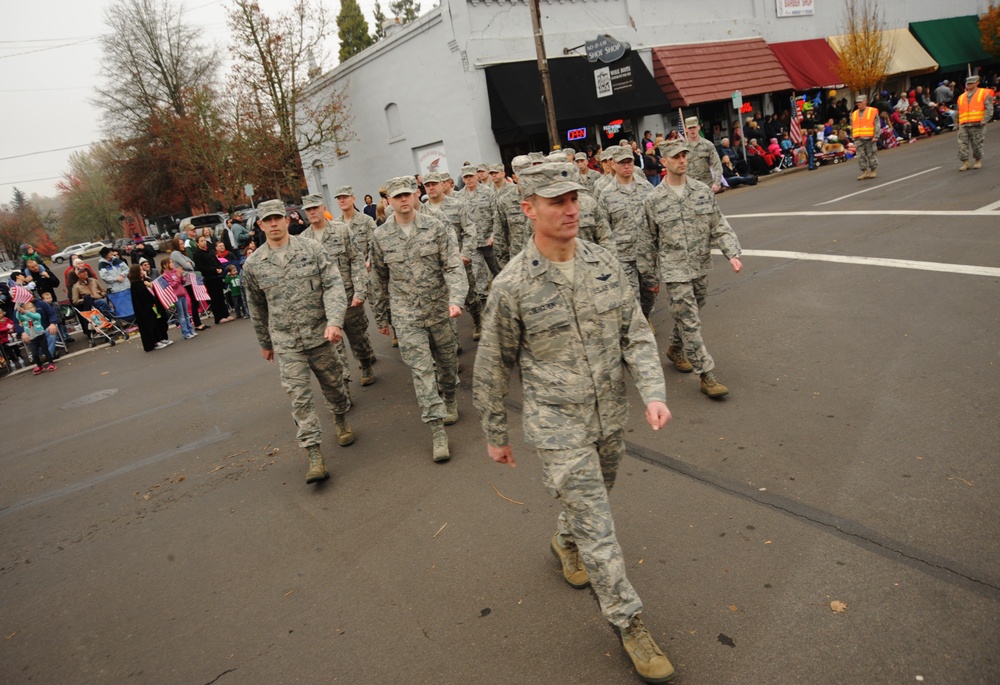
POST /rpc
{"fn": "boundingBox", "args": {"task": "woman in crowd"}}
[746,139,776,174]
[169,237,209,331]
[363,194,378,221]
[128,264,171,351]
[288,210,308,235]
[191,235,234,324]
[63,255,98,300]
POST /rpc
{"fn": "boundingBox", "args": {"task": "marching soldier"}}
[957,74,994,171]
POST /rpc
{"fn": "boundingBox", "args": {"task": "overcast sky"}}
[0,0,381,205]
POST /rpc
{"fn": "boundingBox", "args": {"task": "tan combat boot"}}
[443,396,459,426]
[550,534,590,588]
[665,346,693,373]
[868,169,877,178]
[391,328,399,347]
[430,420,450,462]
[334,413,355,446]
[856,171,868,180]
[700,371,729,398]
[472,323,481,341]
[959,161,970,171]
[621,615,675,683]
[973,159,982,169]
[359,360,375,386]
[305,445,330,484]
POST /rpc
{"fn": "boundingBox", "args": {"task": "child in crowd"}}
[0,311,28,371]
[159,258,196,340]
[223,264,249,319]
[16,301,56,374]
[40,291,71,343]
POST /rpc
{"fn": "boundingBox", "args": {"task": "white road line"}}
[976,198,1000,212]
[728,210,998,218]
[813,167,942,206]
[713,249,1000,278]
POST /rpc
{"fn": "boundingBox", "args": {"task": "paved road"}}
[1,129,998,684]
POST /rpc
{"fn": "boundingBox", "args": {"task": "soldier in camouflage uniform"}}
[302,192,376,387]
[423,172,483,338]
[639,140,743,399]
[575,151,599,194]
[545,151,616,253]
[597,146,656,306]
[371,176,469,461]
[489,163,513,195]
[336,186,378,270]
[243,199,355,485]
[592,147,617,196]
[683,117,723,193]
[459,165,502,299]
[850,95,879,180]
[957,74,994,171]
[494,155,534,267]
[473,162,675,684]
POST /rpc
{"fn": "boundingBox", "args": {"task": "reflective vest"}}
[851,106,878,138]
[958,88,988,125]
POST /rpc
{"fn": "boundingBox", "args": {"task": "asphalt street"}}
[1,127,998,685]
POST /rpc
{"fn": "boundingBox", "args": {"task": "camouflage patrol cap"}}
[658,140,691,158]
[546,151,567,162]
[491,164,505,174]
[300,193,324,210]
[599,148,614,162]
[684,116,700,128]
[424,172,444,183]
[563,147,576,157]
[441,172,454,182]
[855,94,867,103]
[518,162,585,199]
[333,185,354,198]
[510,155,532,173]
[611,145,634,162]
[966,75,980,85]
[476,163,489,172]
[460,164,477,178]
[527,151,546,164]
[386,175,419,197]
[258,199,286,219]
[574,152,587,161]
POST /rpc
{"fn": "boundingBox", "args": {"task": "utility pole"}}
[529,0,560,150]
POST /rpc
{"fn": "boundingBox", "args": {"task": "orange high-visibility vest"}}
[958,88,989,125]
[851,106,878,138]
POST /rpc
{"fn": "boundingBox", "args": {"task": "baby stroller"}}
[107,289,139,336]
[775,147,795,170]
[75,307,128,347]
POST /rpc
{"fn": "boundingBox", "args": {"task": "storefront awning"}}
[910,15,993,73]
[485,52,669,146]
[828,28,938,78]
[769,39,843,91]
[651,38,793,107]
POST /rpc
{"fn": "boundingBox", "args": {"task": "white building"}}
[300,0,988,203]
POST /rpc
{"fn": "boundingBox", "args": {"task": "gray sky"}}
[0,0,380,205]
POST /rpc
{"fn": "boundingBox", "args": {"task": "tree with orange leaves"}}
[981,3,1000,61]
[835,0,894,101]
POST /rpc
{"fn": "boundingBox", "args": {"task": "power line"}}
[0,144,97,162]
[0,176,62,187]
[0,37,96,60]
[0,87,90,93]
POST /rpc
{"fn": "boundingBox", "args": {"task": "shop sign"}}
[603,119,624,139]
[776,0,814,17]
[566,127,588,141]
[415,141,448,176]
[594,61,634,99]
[585,35,631,64]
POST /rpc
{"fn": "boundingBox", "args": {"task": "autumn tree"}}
[389,0,421,24]
[372,1,387,40]
[227,0,353,201]
[337,0,374,62]
[835,0,894,101]
[981,3,1000,61]
[56,146,123,245]
[0,189,51,260]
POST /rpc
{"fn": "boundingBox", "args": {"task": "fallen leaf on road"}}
[728,605,738,612]
[5,631,17,640]
[283,589,295,597]
[830,600,847,613]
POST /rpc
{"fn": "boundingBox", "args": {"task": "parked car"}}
[0,259,16,281]
[183,213,228,236]
[51,242,104,263]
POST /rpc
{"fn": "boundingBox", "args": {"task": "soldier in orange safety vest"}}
[851,94,880,180]
[957,74,994,171]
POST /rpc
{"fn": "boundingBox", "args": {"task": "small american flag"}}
[11,284,33,304]
[790,95,803,146]
[152,275,177,307]
[190,273,210,302]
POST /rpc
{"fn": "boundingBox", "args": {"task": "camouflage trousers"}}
[544,429,642,629]
[336,303,375,369]
[664,276,715,374]
[855,138,878,171]
[469,251,491,298]
[277,342,351,448]
[958,124,985,161]
[396,317,458,423]
[464,263,482,324]
[619,259,641,301]
[640,285,657,320]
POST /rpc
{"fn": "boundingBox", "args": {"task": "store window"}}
[385,103,404,142]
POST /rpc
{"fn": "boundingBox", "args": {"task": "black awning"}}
[486,52,668,145]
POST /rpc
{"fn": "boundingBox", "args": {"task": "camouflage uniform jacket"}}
[242,235,348,353]
[578,192,616,253]
[473,238,667,449]
[597,178,655,273]
[424,195,476,257]
[578,168,599,194]
[344,211,377,265]
[461,183,500,247]
[639,177,741,287]
[370,211,469,329]
[686,137,723,187]
[303,220,368,303]
[495,186,531,266]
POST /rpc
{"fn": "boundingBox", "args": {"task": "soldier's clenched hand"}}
[448,305,463,318]
[488,444,516,468]
[324,326,343,343]
[645,401,672,431]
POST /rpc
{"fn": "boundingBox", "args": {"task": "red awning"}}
[651,38,794,107]
[769,39,843,91]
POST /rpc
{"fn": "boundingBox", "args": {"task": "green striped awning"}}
[909,15,993,73]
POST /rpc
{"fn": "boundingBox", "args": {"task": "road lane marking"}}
[728,210,998,218]
[713,249,1000,278]
[813,167,942,206]
[976,198,1000,212]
